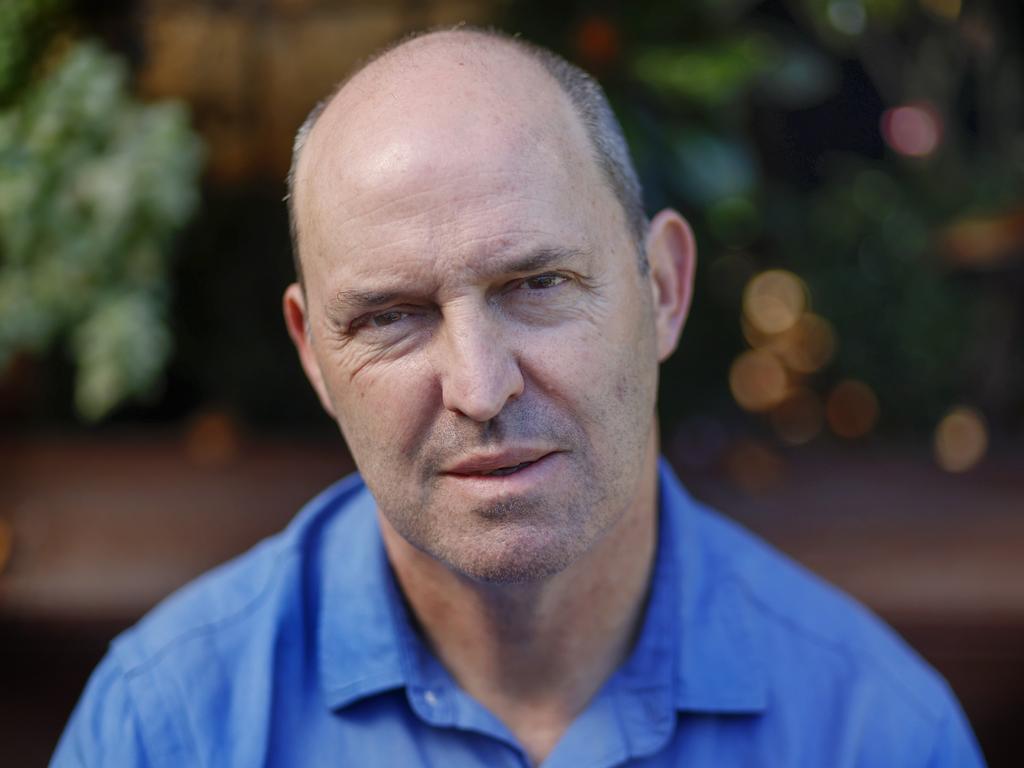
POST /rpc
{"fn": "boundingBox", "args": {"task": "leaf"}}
[632,34,777,107]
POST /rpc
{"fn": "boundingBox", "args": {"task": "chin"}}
[383,484,614,585]
[438,522,587,585]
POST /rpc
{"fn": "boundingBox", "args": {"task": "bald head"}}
[286,28,647,285]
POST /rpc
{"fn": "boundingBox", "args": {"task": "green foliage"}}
[633,36,775,107]
[0,0,64,105]
[0,42,203,420]
[633,32,834,111]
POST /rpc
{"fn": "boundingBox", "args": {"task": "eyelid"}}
[508,271,571,291]
[350,304,426,334]
[528,272,568,286]
[348,308,396,333]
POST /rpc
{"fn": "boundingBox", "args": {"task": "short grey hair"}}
[285,27,649,285]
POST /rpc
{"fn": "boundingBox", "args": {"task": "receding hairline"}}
[286,26,648,285]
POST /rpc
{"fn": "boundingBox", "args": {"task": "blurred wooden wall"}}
[136,0,497,183]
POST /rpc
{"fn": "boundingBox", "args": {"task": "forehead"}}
[309,152,601,306]
[293,37,622,293]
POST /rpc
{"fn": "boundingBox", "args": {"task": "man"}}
[54,27,985,767]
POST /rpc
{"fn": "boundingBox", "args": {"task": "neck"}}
[379,432,661,765]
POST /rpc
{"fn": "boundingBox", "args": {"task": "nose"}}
[438,311,524,422]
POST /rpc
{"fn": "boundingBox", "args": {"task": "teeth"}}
[486,461,531,476]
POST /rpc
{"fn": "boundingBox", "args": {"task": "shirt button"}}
[423,690,438,707]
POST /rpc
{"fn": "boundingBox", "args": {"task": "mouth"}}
[443,450,558,479]
[438,451,564,500]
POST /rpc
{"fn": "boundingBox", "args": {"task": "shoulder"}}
[693,501,948,708]
[54,472,369,767]
[113,471,366,670]
[689,499,982,761]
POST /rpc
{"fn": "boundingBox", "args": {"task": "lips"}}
[444,450,553,477]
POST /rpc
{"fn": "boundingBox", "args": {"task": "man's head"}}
[283,28,695,583]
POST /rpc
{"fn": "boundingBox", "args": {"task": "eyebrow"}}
[324,245,589,322]
[485,246,588,276]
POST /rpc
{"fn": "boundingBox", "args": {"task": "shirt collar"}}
[315,461,767,715]
[658,458,768,713]
[316,482,408,709]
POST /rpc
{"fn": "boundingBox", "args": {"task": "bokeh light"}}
[940,208,1024,269]
[775,312,838,374]
[881,103,943,158]
[742,311,836,376]
[934,406,988,472]
[735,269,839,427]
[574,16,620,69]
[828,0,866,35]
[741,315,774,350]
[771,388,825,445]
[826,379,879,438]
[743,269,808,335]
[730,349,789,412]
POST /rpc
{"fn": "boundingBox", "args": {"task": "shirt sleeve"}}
[923,697,988,768]
[50,653,153,768]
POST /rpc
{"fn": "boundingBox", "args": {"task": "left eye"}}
[523,273,568,290]
[371,310,408,327]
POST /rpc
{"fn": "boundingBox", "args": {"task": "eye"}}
[523,273,568,290]
[370,309,407,327]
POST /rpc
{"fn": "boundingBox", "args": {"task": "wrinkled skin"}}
[284,35,693,584]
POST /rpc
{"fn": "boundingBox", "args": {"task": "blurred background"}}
[1,0,1021,764]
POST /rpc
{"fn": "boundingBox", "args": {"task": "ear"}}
[283,283,337,419]
[645,209,697,362]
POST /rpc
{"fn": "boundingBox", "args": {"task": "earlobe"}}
[645,209,697,362]
[282,283,337,419]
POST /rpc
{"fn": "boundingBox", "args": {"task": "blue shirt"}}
[53,460,985,767]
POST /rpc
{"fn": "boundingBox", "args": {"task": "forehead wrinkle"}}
[312,170,587,285]
[327,167,535,232]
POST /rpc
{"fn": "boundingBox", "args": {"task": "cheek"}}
[527,308,655,425]
[328,356,437,466]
